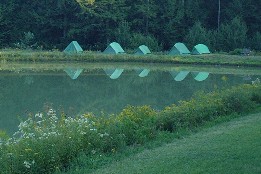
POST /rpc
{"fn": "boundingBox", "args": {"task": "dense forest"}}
[0,0,261,52]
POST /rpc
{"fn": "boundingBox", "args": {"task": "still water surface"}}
[0,64,260,133]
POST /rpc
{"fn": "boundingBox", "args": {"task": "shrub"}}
[129,33,162,52]
[156,84,260,132]
[14,32,38,50]
[115,105,157,145]
[229,48,243,55]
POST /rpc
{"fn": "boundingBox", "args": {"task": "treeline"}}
[0,0,260,52]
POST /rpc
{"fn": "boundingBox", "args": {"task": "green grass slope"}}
[90,113,261,174]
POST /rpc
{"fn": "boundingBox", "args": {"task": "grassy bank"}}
[0,50,261,67]
[1,61,261,77]
[90,112,261,174]
[0,84,260,174]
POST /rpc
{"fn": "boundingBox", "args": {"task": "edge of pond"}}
[1,61,261,76]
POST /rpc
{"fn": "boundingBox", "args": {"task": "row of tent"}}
[63,41,210,55]
[63,41,210,81]
[64,67,209,81]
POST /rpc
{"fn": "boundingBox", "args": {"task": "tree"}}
[0,0,18,47]
[185,22,209,48]
[219,16,247,51]
[76,0,128,47]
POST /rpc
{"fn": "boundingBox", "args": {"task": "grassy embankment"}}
[90,112,261,174]
[0,50,261,67]
[0,84,260,174]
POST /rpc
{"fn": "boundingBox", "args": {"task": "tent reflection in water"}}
[192,72,210,81]
[170,71,190,81]
[64,68,83,80]
[135,45,151,77]
[170,71,209,81]
[104,69,124,79]
[63,41,84,79]
[103,42,125,79]
[168,42,191,55]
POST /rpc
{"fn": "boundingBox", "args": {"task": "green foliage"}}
[128,33,162,52]
[185,22,209,49]
[0,84,260,173]
[0,0,261,51]
[251,32,261,51]
[115,21,132,49]
[229,48,243,55]
[115,105,157,145]
[14,32,38,50]
[219,17,248,51]
[156,84,261,132]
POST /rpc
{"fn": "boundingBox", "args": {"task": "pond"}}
[0,62,260,133]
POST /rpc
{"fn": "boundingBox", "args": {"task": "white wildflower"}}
[24,161,31,168]
[47,109,56,116]
[35,112,43,118]
[80,131,86,135]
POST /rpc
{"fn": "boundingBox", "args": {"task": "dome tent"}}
[168,42,191,55]
[103,42,125,54]
[191,44,210,54]
[63,41,83,53]
[135,45,151,55]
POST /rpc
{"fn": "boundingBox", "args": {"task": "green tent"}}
[135,45,151,55]
[63,41,83,53]
[168,42,190,55]
[191,44,210,54]
[103,42,125,54]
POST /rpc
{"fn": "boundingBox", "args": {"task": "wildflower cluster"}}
[0,109,102,173]
[6,109,96,145]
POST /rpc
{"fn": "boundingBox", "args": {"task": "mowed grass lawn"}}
[88,113,261,174]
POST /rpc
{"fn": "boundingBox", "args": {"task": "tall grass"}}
[0,49,261,67]
[0,84,260,173]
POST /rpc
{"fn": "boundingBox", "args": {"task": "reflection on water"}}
[64,68,83,80]
[104,69,124,79]
[0,66,260,133]
[170,71,190,81]
[192,72,210,81]
[136,69,150,77]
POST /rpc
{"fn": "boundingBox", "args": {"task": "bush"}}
[229,48,243,55]
[156,84,261,132]
[115,105,157,145]
[14,32,38,50]
[129,33,162,52]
